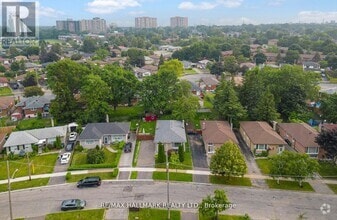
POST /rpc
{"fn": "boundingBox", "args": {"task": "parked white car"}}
[68,132,77,142]
[60,152,71,164]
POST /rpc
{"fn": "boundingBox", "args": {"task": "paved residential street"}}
[0,181,336,220]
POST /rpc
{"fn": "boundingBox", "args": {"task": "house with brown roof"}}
[0,77,9,87]
[240,121,287,156]
[277,123,323,158]
[201,121,238,156]
[319,123,337,132]
[199,77,219,92]
[0,96,15,118]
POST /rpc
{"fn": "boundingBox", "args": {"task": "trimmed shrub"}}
[75,144,84,152]
[157,143,165,163]
[65,172,71,181]
[87,148,105,164]
[178,144,184,162]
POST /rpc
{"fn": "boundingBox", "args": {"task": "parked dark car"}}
[124,142,132,153]
[65,142,74,152]
[61,199,86,211]
[77,176,101,188]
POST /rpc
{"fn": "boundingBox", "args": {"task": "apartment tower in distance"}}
[56,18,107,33]
[135,17,157,28]
[80,17,107,34]
[170,16,188,28]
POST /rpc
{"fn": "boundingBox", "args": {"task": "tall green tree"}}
[284,50,300,64]
[82,37,97,53]
[210,61,225,76]
[223,56,239,74]
[320,94,337,123]
[47,59,90,122]
[24,86,44,97]
[270,151,319,187]
[22,72,38,87]
[253,88,280,121]
[214,80,247,126]
[210,141,247,179]
[316,128,337,164]
[158,59,184,77]
[199,189,230,220]
[254,52,267,65]
[81,74,110,122]
[172,96,200,122]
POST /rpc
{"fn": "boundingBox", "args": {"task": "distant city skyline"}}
[5,0,337,27]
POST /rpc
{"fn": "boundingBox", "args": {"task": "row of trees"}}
[213,65,319,125]
[46,59,199,124]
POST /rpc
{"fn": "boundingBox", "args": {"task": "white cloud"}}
[216,0,243,8]
[87,0,141,14]
[178,1,217,10]
[38,6,65,18]
[298,11,337,23]
[267,0,284,7]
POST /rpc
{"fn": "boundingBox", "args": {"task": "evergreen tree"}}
[178,144,184,162]
[157,143,166,163]
[253,88,280,121]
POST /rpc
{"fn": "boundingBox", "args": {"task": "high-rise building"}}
[56,19,80,33]
[170,16,188,28]
[135,17,157,28]
[80,17,107,34]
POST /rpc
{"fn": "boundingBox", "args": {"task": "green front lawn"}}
[15,118,52,130]
[152,171,193,182]
[0,153,58,180]
[199,214,250,220]
[69,147,121,170]
[0,178,49,192]
[66,171,118,183]
[184,68,197,74]
[209,175,252,186]
[255,158,271,175]
[156,146,193,170]
[266,179,314,192]
[318,162,337,179]
[0,87,12,96]
[130,171,138,179]
[327,184,337,194]
[45,209,105,220]
[129,208,181,220]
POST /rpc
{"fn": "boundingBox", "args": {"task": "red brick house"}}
[0,77,9,87]
[199,77,219,92]
[14,95,54,119]
[277,123,324,158]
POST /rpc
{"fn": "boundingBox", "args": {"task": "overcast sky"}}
[2,0,337,27]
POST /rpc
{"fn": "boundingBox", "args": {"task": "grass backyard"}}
[0,87,12,96]
[45,209,105,220]
[66,171,118,183]
[129,208,181,220]
[0,153,58,180]
[209,175,252,186]
[69,147,121,170]
[152,171,193,182]
[266,179,314,192]
[0,178,49,192]
[109,105,144,121]
[15,118,52,130]
[318,162,337,179]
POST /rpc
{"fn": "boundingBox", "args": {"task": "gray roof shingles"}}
[79,122,131,140]
[154,120,187,144]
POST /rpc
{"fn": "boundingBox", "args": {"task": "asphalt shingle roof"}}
[154,120,187,144]
[79,122,130,140]
[278,123,319,147]
[201,121,238,145]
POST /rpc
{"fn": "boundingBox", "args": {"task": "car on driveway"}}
[124,142,132,153]
[68,132,77,142]
[61,199,86,211]
[60,152,71,164]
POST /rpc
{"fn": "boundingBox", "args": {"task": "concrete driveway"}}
[188,134,209,183]
[137,140,155,179]
[48,150,68,185]
[234,130,267,188]
[118,133,136,180]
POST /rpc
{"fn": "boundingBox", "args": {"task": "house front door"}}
[278,145,285,154]
[103,136,108,144]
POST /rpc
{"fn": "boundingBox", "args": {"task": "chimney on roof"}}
[272,121,277,131]
[182,120,185,128]
[202,122,206,130]
[51,117,54,127]
[106,114,109,123]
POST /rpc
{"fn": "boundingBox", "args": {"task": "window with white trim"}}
[256,144,267,150]
[306,147,319,154]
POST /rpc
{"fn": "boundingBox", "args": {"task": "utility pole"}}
[6,160,13,220]
[166,148,170,220]
[27,153,31,181]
